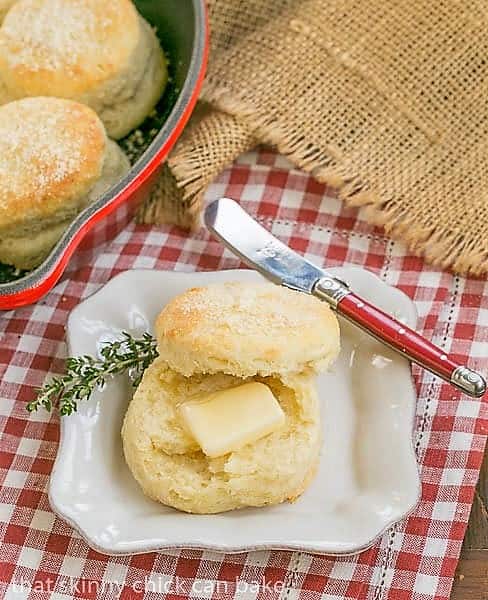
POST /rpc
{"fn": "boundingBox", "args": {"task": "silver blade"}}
[204,198,328,293]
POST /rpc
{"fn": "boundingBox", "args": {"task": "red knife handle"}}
[313,276,486,398]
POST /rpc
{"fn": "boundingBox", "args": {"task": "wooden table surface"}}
[451,449,488,599]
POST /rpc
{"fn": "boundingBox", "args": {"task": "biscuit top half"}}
[156,281,341,378]
[0,0,140,97]
[0,97,106,232]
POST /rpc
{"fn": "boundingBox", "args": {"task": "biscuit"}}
[123,283,340,514]
[156,282,341,378]
[122,358,322,514]
[0,0,167,139]
[0,0,14,101]
[0,0,16,22]
[0,97,130,269]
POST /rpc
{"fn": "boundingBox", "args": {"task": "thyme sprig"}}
[27,332,159,416]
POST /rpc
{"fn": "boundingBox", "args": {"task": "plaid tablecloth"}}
[1,149,487,600]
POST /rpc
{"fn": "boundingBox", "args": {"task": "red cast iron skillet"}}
[0,0,208,310]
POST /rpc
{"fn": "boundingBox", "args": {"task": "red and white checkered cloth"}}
[1,149,487,600]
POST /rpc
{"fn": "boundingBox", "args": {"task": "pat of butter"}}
[178,382,285,458]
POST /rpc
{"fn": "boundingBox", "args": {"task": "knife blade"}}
[204,197,486,398]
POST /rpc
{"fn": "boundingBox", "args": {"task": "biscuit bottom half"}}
[122,357,322,514]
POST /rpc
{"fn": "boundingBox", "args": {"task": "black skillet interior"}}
[119,0,199,163]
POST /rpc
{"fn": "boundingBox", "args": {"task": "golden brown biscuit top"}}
[155,282,341,377]
[0,0,17,20]
[0,97,106,231]
[0,0,140,97]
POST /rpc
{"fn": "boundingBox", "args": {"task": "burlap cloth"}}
[138,0,488,276]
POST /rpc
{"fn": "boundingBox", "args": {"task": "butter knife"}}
[204,197,486,398]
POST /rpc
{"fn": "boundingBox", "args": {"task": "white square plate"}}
[50,267,421,555]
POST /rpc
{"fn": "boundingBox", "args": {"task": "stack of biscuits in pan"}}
[0,0,167,270]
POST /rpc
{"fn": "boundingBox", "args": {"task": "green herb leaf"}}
[26,332,158,415]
